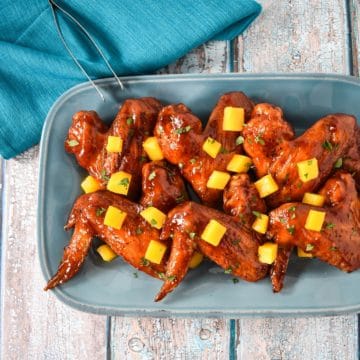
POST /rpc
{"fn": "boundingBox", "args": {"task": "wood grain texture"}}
[0,148,107,360]
[235,0,350,74]
[111,318,230,360]
[350,0,360,76]
[233,1,358,359]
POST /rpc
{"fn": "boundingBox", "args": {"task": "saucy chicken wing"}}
[268,172,360,291]
[45,191,168,290]
[155,201,269,301]
[243,104,358,207]
[65,97,162,199]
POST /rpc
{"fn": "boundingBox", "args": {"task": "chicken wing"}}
[267,171,360,291]
[155,104,235,206]
[243,105,358,207]
[45,191,168,290]
[65,97,162,199]
[155,201,269,301]
[140,160,188,213]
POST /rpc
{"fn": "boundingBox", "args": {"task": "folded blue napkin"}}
[0,0,261,159]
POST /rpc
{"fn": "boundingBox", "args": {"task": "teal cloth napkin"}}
[0,0,261,159]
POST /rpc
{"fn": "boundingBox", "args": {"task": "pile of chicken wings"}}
[45,92,360,301]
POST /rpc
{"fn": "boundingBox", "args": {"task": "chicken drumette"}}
[268,171,360,292]
[65,97,162,199]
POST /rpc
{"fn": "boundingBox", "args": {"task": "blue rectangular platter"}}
[38,73,360,317]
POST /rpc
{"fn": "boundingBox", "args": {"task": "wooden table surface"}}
[1,1,360,359]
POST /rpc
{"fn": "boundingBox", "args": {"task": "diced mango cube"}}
[104,206,127,230]
[143,137,164,161]
[144,240,167,264]
[258,242,278,264]
[297,158,319,182]
[202,137,222,158]
[106,136,123,153]
[201,219,227,247]
[304,209,326,232]
[252,213,269,234]
[297,247,314,258]
[302,192,325,207]
[254,174,279,198]
[107,171,132,195]
[223,107,245,131]
[189,251,204,269]
[140,206,167,229]
[97,244,117,262]
[81,175,102,193]
[206,170,231,190]
[226,154,252,173]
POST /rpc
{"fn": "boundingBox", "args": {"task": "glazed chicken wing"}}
[243,104,358,207]
[45,191,168,290]
[267,172,360,291]
[65,97,162,199]
[155,201,269,301]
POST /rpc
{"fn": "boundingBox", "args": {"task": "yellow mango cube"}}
[106,136,123,153]
[251,213,269,234]
[140,206,167,229]
[144,240,167,264]
[297,247,314,258]
[223,107,245,131]
[143,137,164,161]
[202,137,222,158]
[201,219,227,246]
[254,174,279,198]
[104,206,127,230]
[258,242,278,264]
[97,244,117,262]
[302,192,325,207]
[107,171,132,195]
[81,175,102,193]
[189,251,204,269]
[206,170,231,190]
[226,154,252,173]
[297,158,319,182]
[304,209,326,232]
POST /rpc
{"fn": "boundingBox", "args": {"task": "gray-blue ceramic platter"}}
[38,73,360,317]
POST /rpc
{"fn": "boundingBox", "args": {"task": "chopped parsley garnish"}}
[289,206,296,219]
[306,244,314,252]
[190,158,196,164]
[322,140,333,151]
[176,193,185,204]
[139,155,148,163]
[118,178,130,187]
[252,211,262,219]
[158,272,176,282]
[304,173,309,179]
[255,135,265,145]
[289,206,296,212]
[238,213,246,225]
[330,246,338,251]
[307,159,313,165]
[235,136,244,145]
[334,158,343,169]
[189,232,196,240]
[207,138,215,144]
[158,272,166,280]
[136,227,143,235]
[148,171,156,181]
[232,278,239,284]
[150,218,157,226]
[133,272,138,278]
[279,217,287,224]
[140,257,150,266]
[96,207,106,216]
[287,226,295,235]
[167,275,177,282]
[224,267,232,274]
[220,146,229,154]
[67,139,79,147]
[325,222,335,229]
[126,117,134,125]
[101,169,110,181]
[175,125,191,134]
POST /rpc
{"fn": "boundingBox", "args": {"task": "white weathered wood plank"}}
[237,316,358,360]
[235,0,350,74]
[0,148,107,360]
[234,1,358,359]
[350,0,360,76]
[111,318,230,360]
[111,41,231,360]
